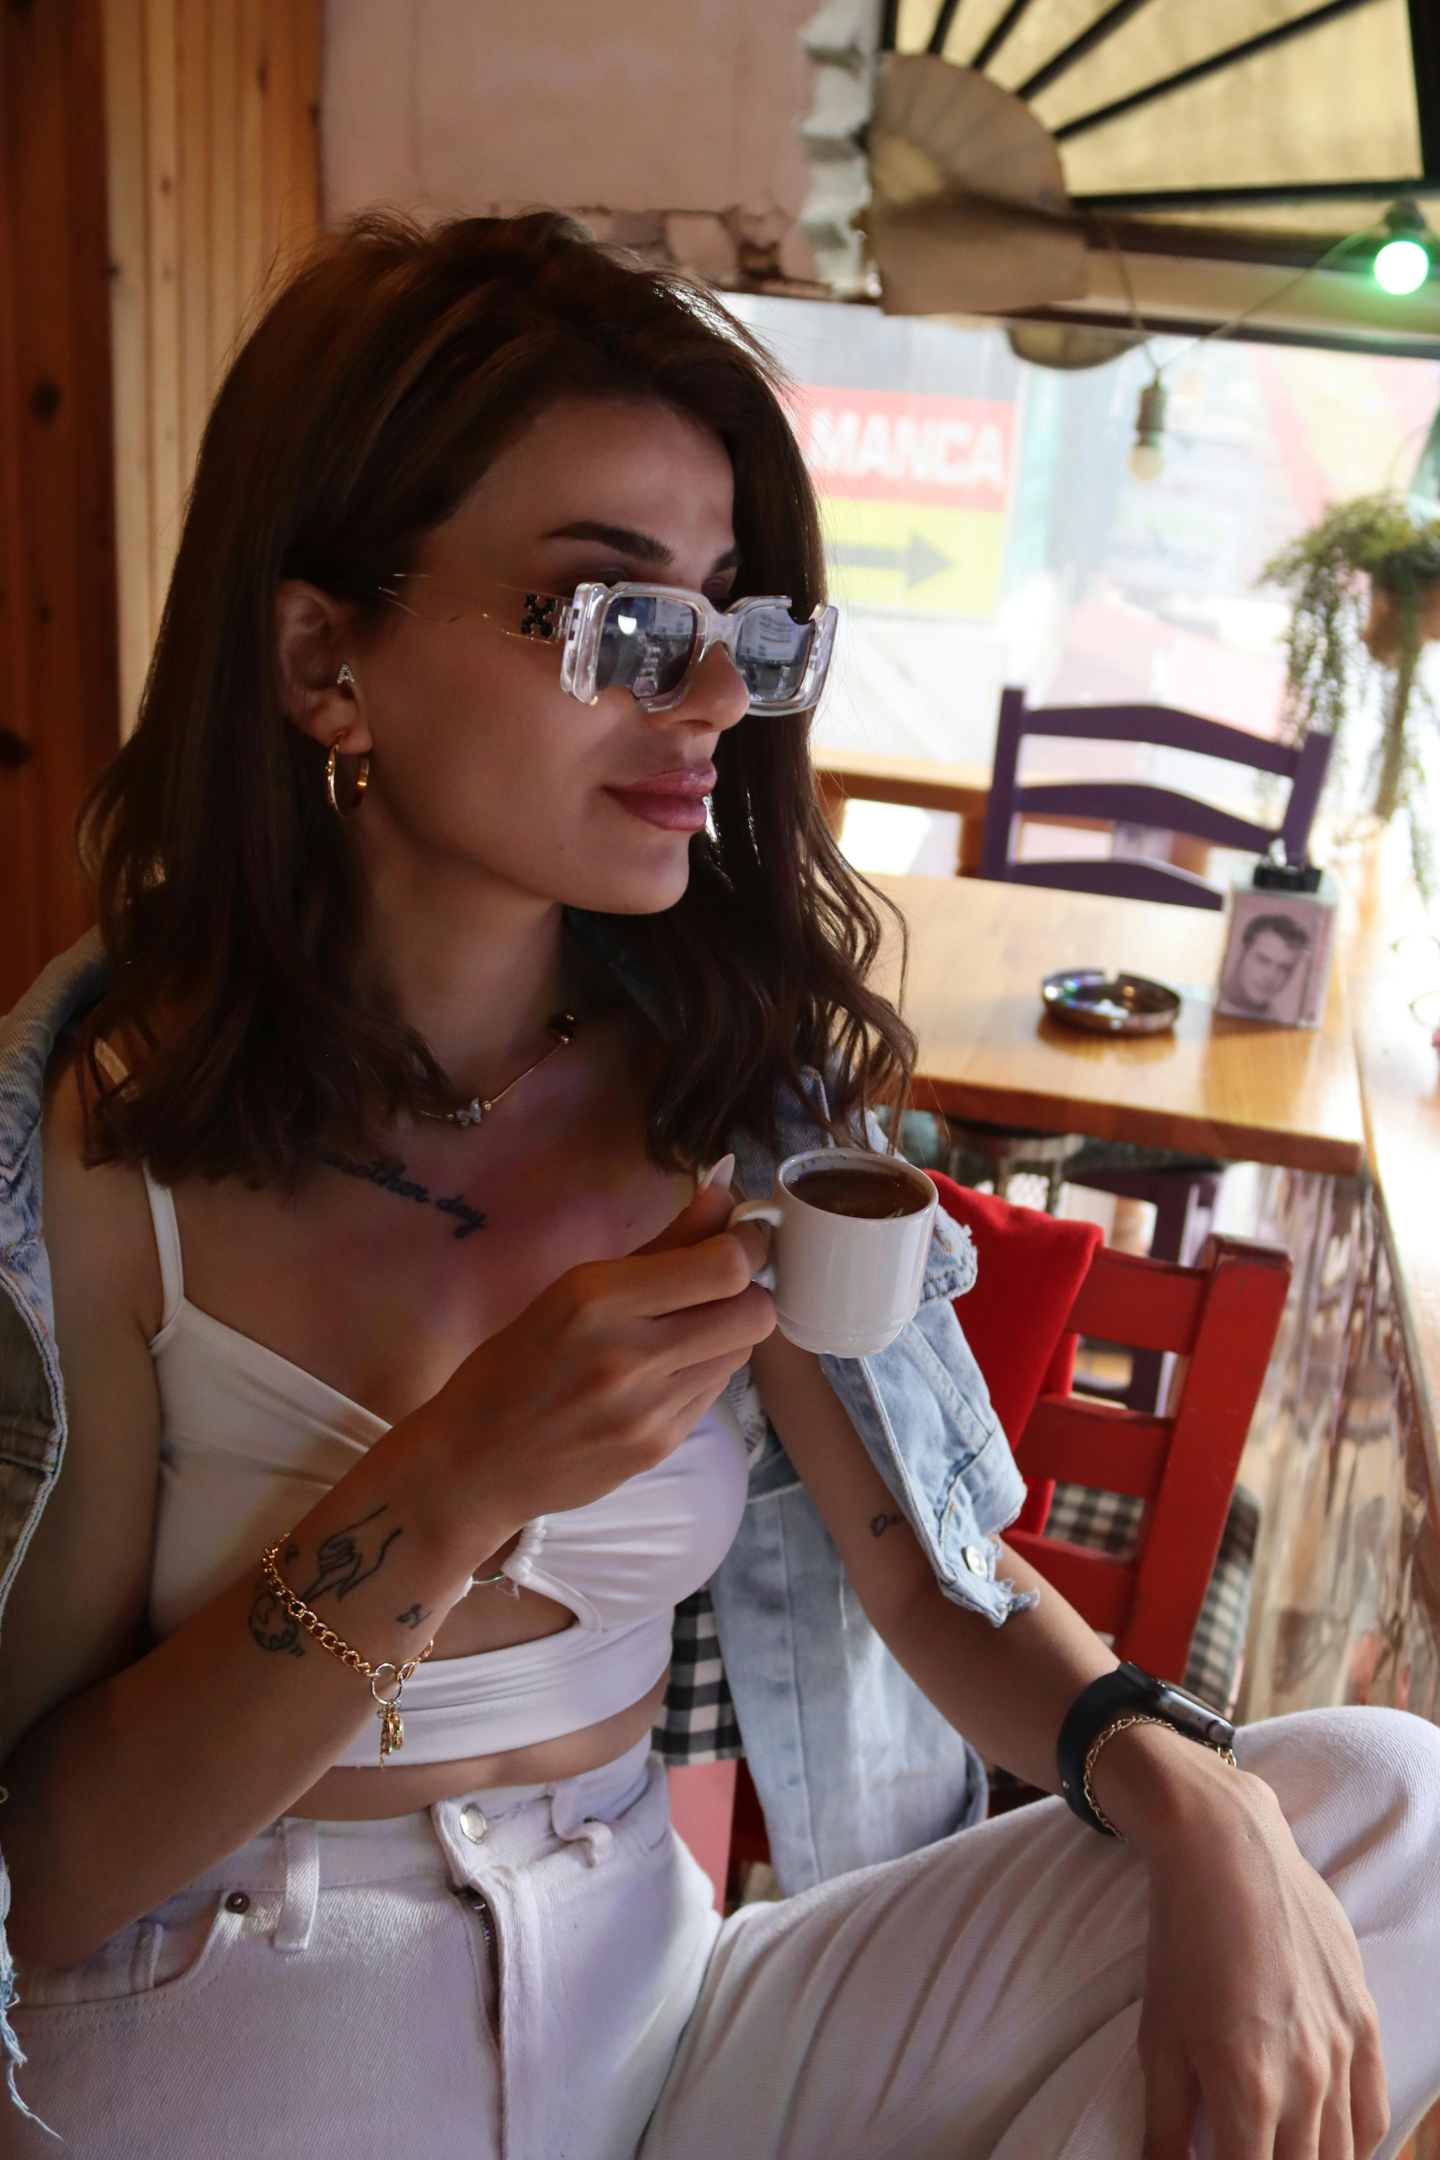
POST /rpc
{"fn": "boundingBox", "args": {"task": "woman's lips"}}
[605,766,716,833]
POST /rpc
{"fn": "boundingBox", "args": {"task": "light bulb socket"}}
[1134,377,1168,449]
[1383,197,1429,241]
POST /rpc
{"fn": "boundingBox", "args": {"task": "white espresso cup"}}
[727,1147,938,1357]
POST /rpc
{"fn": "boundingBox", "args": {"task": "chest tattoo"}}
[314,1146,487,1239]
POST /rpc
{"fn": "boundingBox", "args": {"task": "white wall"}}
[323,0,821,282]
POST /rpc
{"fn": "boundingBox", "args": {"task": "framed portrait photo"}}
[1215,874,1338,1029]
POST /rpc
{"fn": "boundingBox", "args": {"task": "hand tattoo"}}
[395,1603,433,1629]
[247,1507,404,1658]
[869,1510,904,1539]
[303,1506,402,1603]
[314,1146,486,1240]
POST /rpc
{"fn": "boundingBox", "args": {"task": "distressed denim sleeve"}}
[819,1296,1036,1624]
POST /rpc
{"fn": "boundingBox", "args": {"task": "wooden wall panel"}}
[101,0,322,729]
[0,0,120,1011]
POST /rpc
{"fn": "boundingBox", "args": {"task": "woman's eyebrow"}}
[543,520,742,577]
[545,519,673,565]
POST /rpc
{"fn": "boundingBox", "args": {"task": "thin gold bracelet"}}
[258,1542,435,1766]
[1082,1712,1238,1839]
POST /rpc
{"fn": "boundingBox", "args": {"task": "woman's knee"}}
[1239,1705,1440,1880]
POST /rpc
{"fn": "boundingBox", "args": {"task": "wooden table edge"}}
[908,1075,1367,1180]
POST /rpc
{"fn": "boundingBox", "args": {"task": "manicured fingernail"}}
[699,1152,736,1192]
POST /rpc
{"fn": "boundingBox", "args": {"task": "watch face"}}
[1156,1680,1207,1713]
[1156,1679,1233,1736]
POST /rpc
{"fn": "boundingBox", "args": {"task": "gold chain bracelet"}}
[259,1542,435,1765]
[1083,1712,1238,1838]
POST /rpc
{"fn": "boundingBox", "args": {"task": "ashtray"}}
[1041,970,1181,1037]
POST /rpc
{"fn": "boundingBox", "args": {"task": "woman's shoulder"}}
[0,934,157,1332]
[40,1043,164,1346]
[0,929,111,1175]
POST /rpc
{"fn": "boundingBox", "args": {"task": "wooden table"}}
[871,873,1366,1175]
[813,748,991,875]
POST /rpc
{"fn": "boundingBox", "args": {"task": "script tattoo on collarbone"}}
[247,1504,404,1658]
[313,1145,486,1240]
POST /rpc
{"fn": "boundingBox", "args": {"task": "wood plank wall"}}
[101,0,323,729]
[0,1,120,1011]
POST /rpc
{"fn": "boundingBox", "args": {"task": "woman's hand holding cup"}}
[395,1170,775,1562]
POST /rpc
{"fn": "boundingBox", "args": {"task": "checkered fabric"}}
[653,1365,766,1764]
[653,1588,742,1764]
[1044,1481,1142,1559]
[1185,1484,1259,1713]
[1046,1480,1260,1713]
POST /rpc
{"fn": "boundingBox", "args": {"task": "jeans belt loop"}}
[553,1816,615,1868]
[273,1817,320,1954]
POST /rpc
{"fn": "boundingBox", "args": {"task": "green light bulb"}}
[1374,236,1430,295]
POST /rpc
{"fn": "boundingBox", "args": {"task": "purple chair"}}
[979,688,1334,912]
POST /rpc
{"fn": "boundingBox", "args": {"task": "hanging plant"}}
[1260,492,1440,884]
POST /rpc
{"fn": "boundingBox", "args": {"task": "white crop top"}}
[136,1164,749,1766]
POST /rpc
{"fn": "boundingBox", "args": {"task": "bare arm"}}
[2,1100,770,1968]
[750,1328,1389,2160]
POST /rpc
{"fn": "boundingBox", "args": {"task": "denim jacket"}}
[0,929,1029,2100]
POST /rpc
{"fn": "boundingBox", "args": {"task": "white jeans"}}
[10,1709,1440,2160]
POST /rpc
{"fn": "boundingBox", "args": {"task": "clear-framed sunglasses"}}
[383,575,837,716]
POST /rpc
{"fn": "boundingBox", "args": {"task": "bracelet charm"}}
[259,1541,435,1765]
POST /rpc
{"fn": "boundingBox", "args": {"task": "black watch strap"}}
[1056,1662,1237,1835]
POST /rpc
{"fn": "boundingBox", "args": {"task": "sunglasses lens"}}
[733,607,815,706]
[596,594,700,700]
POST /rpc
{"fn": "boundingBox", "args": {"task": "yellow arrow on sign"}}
[819,498,1006,616]
[826,530,954,587]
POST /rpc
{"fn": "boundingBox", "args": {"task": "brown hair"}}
[78,211,912,1182]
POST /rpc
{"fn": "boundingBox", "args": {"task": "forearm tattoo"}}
[313,1146,486,1240]
[247,1504,405,1656]
[305,1505,403,1602]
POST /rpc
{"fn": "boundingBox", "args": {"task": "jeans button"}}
[962,1543,988,1576]
[460,1802,488,1845]
[224,1890,250,1914]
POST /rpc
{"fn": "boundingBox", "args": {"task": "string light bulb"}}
[1128,375,1168,481]
[1111,201,1428,490]
[1374,200,1432,296]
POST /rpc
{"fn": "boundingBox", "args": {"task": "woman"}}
[0,212,1435,2160]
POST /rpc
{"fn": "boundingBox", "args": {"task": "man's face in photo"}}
[1234,926,1305,1011]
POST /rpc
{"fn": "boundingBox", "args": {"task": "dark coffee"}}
[788,1163,929,1221]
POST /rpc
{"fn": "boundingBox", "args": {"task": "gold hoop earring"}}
[325,734,370,818]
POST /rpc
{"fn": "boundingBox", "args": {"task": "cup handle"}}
[727,1199,781,1292]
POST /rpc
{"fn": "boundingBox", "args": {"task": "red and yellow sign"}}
[789,386,1016,617]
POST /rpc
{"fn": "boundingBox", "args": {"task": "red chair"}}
[676,1173,1292,1904]
[933,1176,1291,1679]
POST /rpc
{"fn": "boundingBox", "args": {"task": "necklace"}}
[422,1013,577,1129]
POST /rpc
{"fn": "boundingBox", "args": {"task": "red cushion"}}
[929,1173,1102,1536]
